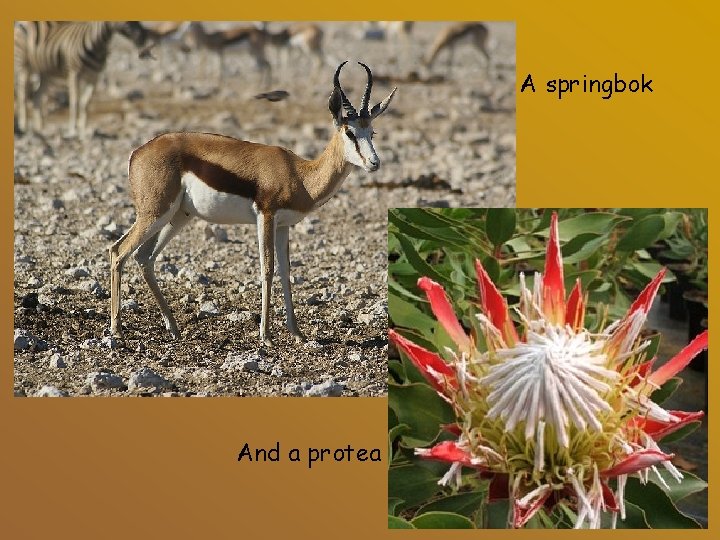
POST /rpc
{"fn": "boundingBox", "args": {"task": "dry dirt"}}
[13,21,516,397]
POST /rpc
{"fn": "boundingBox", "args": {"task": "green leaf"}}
[617,215,665,252]
[388,515,415,529]
[486,209,516,246]
[648,469,708,503]
[388,278,426,303]
[398,208,463,229]
[388,498,404,516]
[486,499,510,528]
[658,421,701,444]
[411,511,475,529]
[614,501,650,528]
[561,233,607,264]
[388,382,455,447]
[396,234,448,283]
[388,291,436,335]
[388,424,411,462]
[389,210,468,246]
[417,491,487,518]
[659,212,685,240]
[538,212,626,241]
[388,464,442,511]
[623,477,700,528]
[651,377,682,405]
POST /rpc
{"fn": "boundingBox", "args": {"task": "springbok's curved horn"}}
[333,61,357,118]
[358,62,373,116]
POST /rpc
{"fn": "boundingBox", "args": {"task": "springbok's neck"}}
[301,129,352,207]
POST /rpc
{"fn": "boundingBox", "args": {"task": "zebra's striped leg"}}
[16,68,29,133]
[30,77,47,133]
[67,70,79,137]
[77,79,96,138]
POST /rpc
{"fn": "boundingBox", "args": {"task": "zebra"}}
[14,21,148,137]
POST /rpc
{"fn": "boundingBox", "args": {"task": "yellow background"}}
[3,2,716,538]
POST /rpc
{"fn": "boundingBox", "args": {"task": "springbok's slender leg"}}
[133,210,193,339]
[110,220,160,337]
[109,197,182,337]
[257,212,275,347]
[275,225,305,342]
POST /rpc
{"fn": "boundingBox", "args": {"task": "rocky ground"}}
[13,21,516,397]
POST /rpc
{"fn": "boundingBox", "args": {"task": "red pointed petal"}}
[389,329,456,394]
[601,481,619,512]
[648,330,708,387]
[475,259,519,345]
[629,268,667,316]
[629,357,656,386]
[513,486,552,528]
[417,277,471,350]
[565,278,585,330]
[415,441,473,466]
[633,410,705,440]
[600,449,674,477]
[542,212,566,323]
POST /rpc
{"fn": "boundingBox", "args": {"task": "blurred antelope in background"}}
[267,23,326,72]
[423,22,490,75]
[109,62,396,346]
[178,22,271,86]
[14,21,148,137]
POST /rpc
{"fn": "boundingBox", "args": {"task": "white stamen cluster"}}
[482,323,619,448]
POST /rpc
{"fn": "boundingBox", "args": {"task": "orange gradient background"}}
[2,2,716,538]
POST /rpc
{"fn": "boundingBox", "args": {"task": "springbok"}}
[423,22,490,74]
[109,62,397,346]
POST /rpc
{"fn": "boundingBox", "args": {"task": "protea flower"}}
[389,212,708,529]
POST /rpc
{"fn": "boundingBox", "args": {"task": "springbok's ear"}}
[328,87,343,125]
[369,87,397,119]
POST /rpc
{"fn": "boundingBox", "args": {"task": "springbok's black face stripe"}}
[345,128,363,160]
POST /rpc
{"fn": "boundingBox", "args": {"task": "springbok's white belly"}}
[180,172,308,227]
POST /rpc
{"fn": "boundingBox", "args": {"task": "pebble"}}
[223,351,263,372]
[86,371,125,392]
[65,267,90,279]
[304,379,344,397]
[204,225,229,242]
[36,385,67,397]
[122,298,140,312]
[128,367,173,392]
[198,301,220,318]
[49,354,67,368]
[284,382,312,396]
[227,310,254,323]
[14,329,48,352]
[101,336,120,350]
[304,340,324,350]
